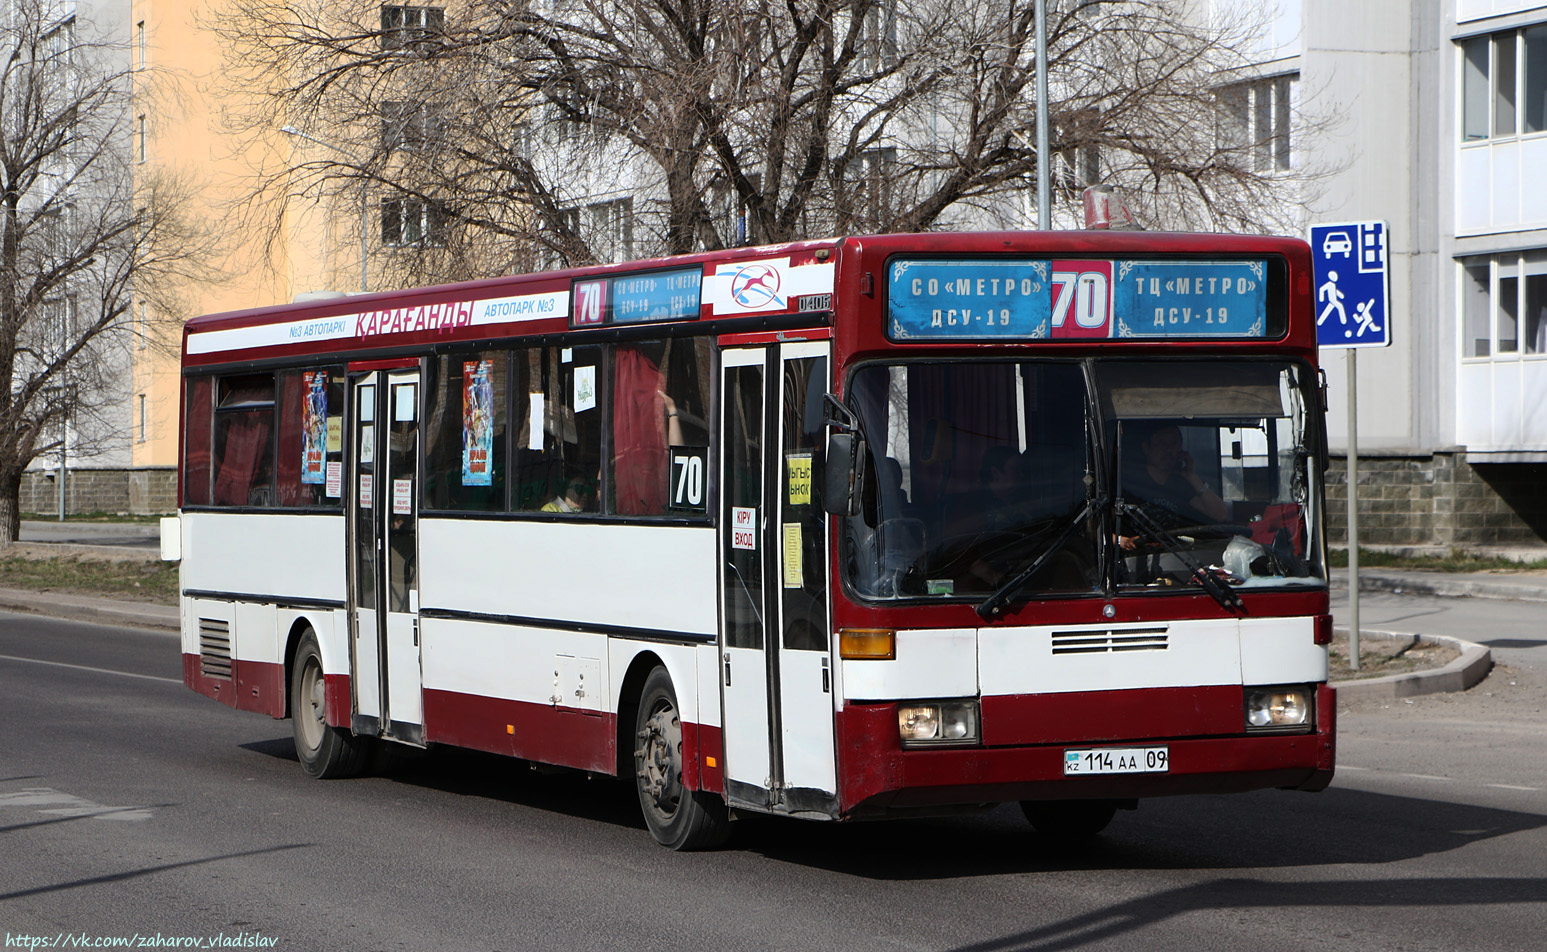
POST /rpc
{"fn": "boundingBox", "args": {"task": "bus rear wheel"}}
[290,631,371,779]
[1020,799,1120,843]
[633,667,730,851]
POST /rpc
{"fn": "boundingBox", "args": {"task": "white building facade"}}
[1248,0,1547,548]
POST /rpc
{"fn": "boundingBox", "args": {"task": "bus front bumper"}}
[835,684,1336,818]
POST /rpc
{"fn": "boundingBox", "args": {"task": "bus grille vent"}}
[1051,626,1169,655]
[199,618,233,679]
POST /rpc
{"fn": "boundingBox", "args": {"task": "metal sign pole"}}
[1035,0,1050,230]
[1347,350,1360,671]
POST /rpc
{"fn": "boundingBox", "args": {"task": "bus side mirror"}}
[823,432,865,516]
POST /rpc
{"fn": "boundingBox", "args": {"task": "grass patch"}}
[0,556,177,603]
[1328,547,1547,572]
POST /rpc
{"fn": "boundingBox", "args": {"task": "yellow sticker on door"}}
[787,454,812,506]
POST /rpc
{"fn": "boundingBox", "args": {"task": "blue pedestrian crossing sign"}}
[1309,221,1390,349]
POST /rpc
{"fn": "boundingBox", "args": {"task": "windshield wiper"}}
[1113,500,1245,614]
[975,501,1096,621]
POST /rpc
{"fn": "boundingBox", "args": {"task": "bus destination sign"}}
[886,258,1270,342]
[573,266,703,327]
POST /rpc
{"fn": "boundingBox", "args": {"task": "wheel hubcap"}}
[299,658,325,751]
[635,702,681,817]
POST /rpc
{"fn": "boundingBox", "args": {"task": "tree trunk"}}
[0,467,23,544]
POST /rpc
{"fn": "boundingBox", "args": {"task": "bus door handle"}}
[723,652,732,687]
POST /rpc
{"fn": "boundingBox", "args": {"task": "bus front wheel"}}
[633,667,730,850]
[290,631,371,779]
[1020,799,1120,842]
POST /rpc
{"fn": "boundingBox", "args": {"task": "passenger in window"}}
[542,475,597,514]
[1120,423,1228,548]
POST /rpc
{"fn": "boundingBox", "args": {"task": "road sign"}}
[1309,221,1390,349]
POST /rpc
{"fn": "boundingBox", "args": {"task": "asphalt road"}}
[2,605,1544,952]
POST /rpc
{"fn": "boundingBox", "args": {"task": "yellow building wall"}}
[130,1,357,468]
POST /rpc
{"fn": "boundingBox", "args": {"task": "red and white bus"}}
[177,231,1334,849]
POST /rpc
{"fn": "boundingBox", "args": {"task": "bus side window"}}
[512,344,603,513]
[211,373,276,508]
[183,376,214,506]
[275,367,344,508]
[424,352,508,512]
[610,339,711,517]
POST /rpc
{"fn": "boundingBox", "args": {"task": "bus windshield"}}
[842,358,1325,601]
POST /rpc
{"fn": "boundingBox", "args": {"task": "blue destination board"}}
[609,267,703,324]
[887,258,1271,341]
[888,260,1052,340]
[1112,260,1267,338]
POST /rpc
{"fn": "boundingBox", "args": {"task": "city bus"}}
[176,230,1335,850]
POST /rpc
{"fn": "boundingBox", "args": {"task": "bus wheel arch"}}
[631,665,731,850]
[281,616,319,721]
[289,627,371,779]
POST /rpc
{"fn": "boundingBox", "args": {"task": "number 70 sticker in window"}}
[669,446,708,511]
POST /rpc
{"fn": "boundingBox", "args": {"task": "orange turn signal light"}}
[839,628,896,660]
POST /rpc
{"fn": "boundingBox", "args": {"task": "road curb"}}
[1330,628,1492,701]
[0,587,179,634]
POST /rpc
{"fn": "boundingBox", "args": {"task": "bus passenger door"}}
[773,343,836,809]
[347,376,382,734]
[347,370,425,745]
[719,349,773,806]
[718,344,837,813]
[381,371,424,742]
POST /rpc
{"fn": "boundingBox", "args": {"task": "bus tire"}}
[1020,799,1119,842]
[290,631,371,780]
[633,666,730,851]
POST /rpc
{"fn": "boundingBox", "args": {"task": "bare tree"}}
[0,2,215,541]
[216,0,1319,281]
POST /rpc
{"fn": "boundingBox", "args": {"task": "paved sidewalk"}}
[1332,566,1547,602]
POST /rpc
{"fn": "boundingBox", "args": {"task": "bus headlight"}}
[1244,686,1314,732]
[898,700,979,747]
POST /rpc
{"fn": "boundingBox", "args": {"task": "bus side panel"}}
[180,512,346,603]
[180,512,347,719]
[417,520,717,639]
[690,642,725,795]
[421,616,614,771]
[232,600,279,717]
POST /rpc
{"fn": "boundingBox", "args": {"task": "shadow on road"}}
[240,737,1546,879]
[240,737,646,832]
[937,875,1547,952]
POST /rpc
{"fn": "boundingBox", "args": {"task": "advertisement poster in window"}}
[462,359,494,486]
[301,370,328,484]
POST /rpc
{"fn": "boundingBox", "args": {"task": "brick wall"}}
[1326,453,1547,547]
[19,468,177,516]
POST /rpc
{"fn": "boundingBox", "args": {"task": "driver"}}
[1119,423,1228,550]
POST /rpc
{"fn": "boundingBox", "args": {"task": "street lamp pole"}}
[1035,0,1050,230]
[280,125,369,293]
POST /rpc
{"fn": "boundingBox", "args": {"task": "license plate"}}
[1063,746,1169,776]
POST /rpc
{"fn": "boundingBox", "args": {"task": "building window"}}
[136,115,147,163]
[381,101,447,152]
[857,0,898,72]
[137,394,147,443]
[136,21,146,70]
[136,303,148,349]
[1461,26,1547,142]
[380,5,444,50]
[588,197,634,264]
[1460,252,1547,359]
[1217,74,1295,172]
[381,196,450,246]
